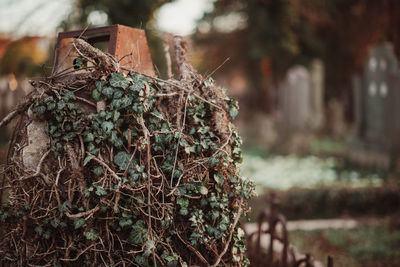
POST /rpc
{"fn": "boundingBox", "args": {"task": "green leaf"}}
[198,186,208,195]
[83,131,94,142]
[59,200,72,212]
[229,106,239,119]
[211,210,220,220]
[57,101,66,110]
[179,208,188,216]
[177,197,189,215]
[113,110,120,122]
[114,151,132,170]
[209,157,219,168]
[95,80,104,91]
[35,225,43,235]
[62,90,76,101]
[144,240,155,256]
[214,173,224,185]
[47,101,56,110]
[110,72,130,88]
[101,121,114,134]
[93,166,103,176]
[95,186,107,196]
[92,89,101,101]
[135,255,146,266]
[102,87,114,98]
[84,229,99,241]
[130,220,147,244]
[119,218,133,228]
[43,230,51,240]
[113,89,124,98]
[51,218,60,228]
[84,155,95,166]
[74,218,85,229]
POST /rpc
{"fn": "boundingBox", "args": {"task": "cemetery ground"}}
[242,140,400,267]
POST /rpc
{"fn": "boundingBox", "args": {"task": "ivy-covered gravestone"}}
[0,36,254,266]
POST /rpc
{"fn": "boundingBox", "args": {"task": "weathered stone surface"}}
[22,120,50,171]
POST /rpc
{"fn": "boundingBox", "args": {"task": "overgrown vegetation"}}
[0,38,254,266]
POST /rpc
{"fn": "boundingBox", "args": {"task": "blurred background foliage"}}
[194,0,398,113]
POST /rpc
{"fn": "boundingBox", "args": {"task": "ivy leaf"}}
[47,101,56,110]
[110,72,130,88]
[51,218,60,228]
[135,255,146,265]
[214,174,224,185]
[209,157,219,168]
[95,80,104,92]
[119,218,133,228]
[35,225,43,235]
[113,110,120,122]
[129,220,147,244]
[144,240,155,256]
[36,105,46,114]
[114,151,132,171]
[83,131,94,142]
[198,186,208,196]
[229,106,239,119]
[102,87,114,98]
[62,90,76,101]
[43,230,51,240]
[177,198,189,216]
[93,166,103,176]
[84,154,95,166]
[211,210,220,220]
[101,121,114,134]
[227,98,239,119]
[113,89,124,98]
[92,89,101,101]
[74,218,85,229]
[57,101,66,110]
[95,185,107,196]
[59,200,72,212]
[84,229,99,241]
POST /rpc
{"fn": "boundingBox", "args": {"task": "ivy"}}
[114,151,132,171]
[2,69,255,266]
[130,220,148,244]
[84,229,99,241]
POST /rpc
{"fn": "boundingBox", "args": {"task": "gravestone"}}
[281,65,312,130]
[357,43,400,146]
[22,25,155,170]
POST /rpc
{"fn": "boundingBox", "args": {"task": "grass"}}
[240,153,384,193]
[290,225,400,267]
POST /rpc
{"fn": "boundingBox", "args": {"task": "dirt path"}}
[243,217,383,233]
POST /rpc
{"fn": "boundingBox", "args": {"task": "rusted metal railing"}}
[246,193,333,267]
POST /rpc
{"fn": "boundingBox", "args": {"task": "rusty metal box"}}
[52,24,155,76]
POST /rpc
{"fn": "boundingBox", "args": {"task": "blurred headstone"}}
[353,42,400,167]
[281,65,311,130]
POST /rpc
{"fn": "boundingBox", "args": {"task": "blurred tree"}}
[195,0,303,112]
[0,37,48,76]
[61,0,175,78]
[195,0,395,117]
[64,0,173,29]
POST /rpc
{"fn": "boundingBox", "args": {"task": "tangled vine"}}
[0,37,254,266]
